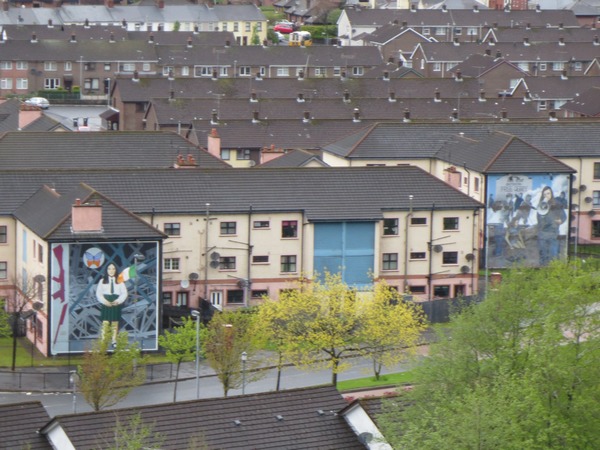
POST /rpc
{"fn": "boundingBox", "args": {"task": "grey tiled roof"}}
[0,98,19,132]
[0,165,483,221]
[485,26,600,43]
[0,401,52,450]
[212,4,267,21]
[257,149,328,167]
[560,86,600,115]
[0,131,230,170]
[521,76,600,100]
[41,386,365,450]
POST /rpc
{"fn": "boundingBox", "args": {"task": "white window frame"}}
[16,78,27,89]
[44,61,57,71]
[0,61,12,69]
[433,62,442,72]
[16,61,27,70]
[553,62,564,71]
[64,61,72,71]
[277,67,289,77]
[164,258,180,271]
[181,66,190,76]
[239,66,251,76]
[44,78,60,89]
[352,66,364,76]
[210,291,223,309]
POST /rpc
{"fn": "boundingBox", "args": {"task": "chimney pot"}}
[72,199,103,233]
[389,91,396,102]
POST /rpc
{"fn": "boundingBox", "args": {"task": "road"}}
[0,354,418,417]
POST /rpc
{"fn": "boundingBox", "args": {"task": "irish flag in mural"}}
[118,265,138,284]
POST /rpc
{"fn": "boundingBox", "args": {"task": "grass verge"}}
[337,371,415,391]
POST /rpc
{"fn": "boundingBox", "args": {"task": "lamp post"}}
[241,351,247,395]
[69,369,77,414]
[133,253,145,348]
[190,309,201,399]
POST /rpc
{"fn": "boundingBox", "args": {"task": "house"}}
[0,401,52,450]
[39,386,371,449]
[560,86,600,117]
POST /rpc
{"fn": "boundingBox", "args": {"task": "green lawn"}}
[337,371,415,391]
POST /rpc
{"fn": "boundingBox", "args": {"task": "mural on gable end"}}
[49,242,159,354]
[486,173,570,269]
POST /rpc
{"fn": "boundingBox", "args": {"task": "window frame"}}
[282,220,298,238]
[252,255,269,264]
[0,225,6,243]
[592,221,600,238]
[443,217,459,231]
[227,289,244,304]
[382,253,399,270]
[442,251,459,265]
[164,223,181,236]
[219,256,236,270]
[164,258,180,271]
[253,220,270,229]
[433,285,450,298]
[410,252,426,260]
[0,261,6,279]
[220,221,237,235]
[383,218,399,236]
[281,255,297,273]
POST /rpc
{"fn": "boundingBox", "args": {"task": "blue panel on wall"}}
[314,222,374,286]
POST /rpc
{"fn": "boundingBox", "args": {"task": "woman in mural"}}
[536,186,566,266]
[96,263,128,345]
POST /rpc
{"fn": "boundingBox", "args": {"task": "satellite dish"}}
[460,265,471,274]
[209,260,220,269]
[433,244,443,253]
[32,301,44,311]
[248,160,256,167]
[189,272,199,280]
[180,279,190,289]
[465,253,475,261]
[585,197,593,204]
[237,279,249,288]
[580,184,587,192]
[358,432,373,444]
[210,251,220,261]
[33,274,46,283]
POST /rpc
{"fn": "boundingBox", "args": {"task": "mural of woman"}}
[536,186,566,266]
[95,262,128,345]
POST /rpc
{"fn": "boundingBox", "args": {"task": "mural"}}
[50,242,159,354]
[486,174,570,269]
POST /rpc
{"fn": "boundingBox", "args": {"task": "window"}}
[333,66,341,76]
[594,191,600,207]
[282,220,298,238]
[222,22,228,31]
[433,62,442,72]
[443,217,459,230]
[539,100,547,111]
[454,27,462,35]
[277,67,289,76]
[252,255,269,264]
[257,22,262,32]
[221,149,230,160]
[251,289,268,299]
[182,66,190,76]
[177,292,188,306]
[234,22,239,32]
[0,262,7,279]
[474,177,480,192]
[553,62,564,71]
[164,258,180,271]
[162,66,173,76]
[227,289,244,304]
[38,244,43,263]
[162,292,172,305]
[352,66,364,76]
[16,61,27,70]
[518,62,529,71]
[104,63,111,71]
[44,78,60,89]
[410,252,426,260]
[574,62,583,71]
[245,22,251,32]
[281,255,297,272]
[44,61,57,71]
[409,285,426,294]
[411,217,427,225]
[538,63,547,71]
[433,285,450,297]
[237,149,251,160]
[164,223,181,236]
[16,78,28,89]
[435,27,445,35]
[210,291,223,308]
[442,251,458,264]
[446,62,456,71]
[84,78,99,90]
[315,67,326,76]
[383,218,399,235]
[422,27,430,35]
[253,220,270,229]
[220,221,236,235]
[220,67,228,77]
[120,63,135,72]
[382,253,398,270]
[0,79,12,89]
[219,256,236,270]
[467,27,477,36]
[592,221,600,238]
[259,66,266,76]
[0,225,6,243]
[142,63,151,72]
[0,61,12,69]
[64,61,72,71]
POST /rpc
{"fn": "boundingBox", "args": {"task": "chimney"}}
[485,48,491,56]
[492,22,498,30]
[402,21,407,27]
[536,4,541,12]
[84,19,90,29]
[169,89,174,101]
[122,19,127,28]
[353,108,361,122]
[260,144,286,165]
[148,33,155,44]
[70,33,76,43]
[72,199,103,233]
[561,69,568,80]
[453,37,460,46]
[212,69,218,80]
[168,69,174,81]
[549,110,558,122]
[489,38,496,46]
[186,154,197,166]
[389,91,396,102]
[187,36,193,48]
[558,36,565,46]
[403,108,411,123]
[558,22,563,30]
[297,92,305,102]
[252,111,260,124]
[255,71,263,81]
[454,69,463,82]
[343,90,351,103]
[207,128,221,159]
[48,19,53,28]
[225,40,230,48]
[500,109,509,122]
[450,109,459,122]
[523,37,530,46]
[479,90,486,102]
[298,70,304,80]
[109,32,115,43]
[31,32,37,43]
[211,109,219,125]
[156,0,165,8]
[526,22,531,30]
[442,4,447,12]
[473,4,479,12]
[383,70,390,80]
[2,1,7,12]
[250,91,258,102]
[410,3,417,12]
[132,70,139,82]
[105,0,114,7]
[594,35,599,46]
[194,25,199,34]
[495,50,502,58]
[434,89,441,102]
[388,56,394,64]
[303,111,311,123]
[524,90,532,101]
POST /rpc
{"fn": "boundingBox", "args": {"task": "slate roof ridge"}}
[480,132,516,172]
[344,122,381,158]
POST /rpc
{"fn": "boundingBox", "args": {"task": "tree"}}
[158,316,198,402]
[78,331,147,411]
[378,260,600,449]
[105,413,164,450]
[251,23,260,45]
[203,310,259,397]
[0,299,11,338]
[357,281,427,380]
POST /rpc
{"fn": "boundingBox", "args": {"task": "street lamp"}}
[133,253,145,348]
[190,309,201,399]
[69,369,77,414]
[241,351,247,395]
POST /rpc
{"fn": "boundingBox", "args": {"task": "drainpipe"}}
[471,208,478,295]
[427,203,435,301]
[403,195,414,293]
[204,203,210,302]
[245,206,253,306]
[463,162,471,197]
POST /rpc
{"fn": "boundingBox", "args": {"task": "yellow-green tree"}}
[158,317,197,402]
[78,332,146,411]
[358,281,427,380]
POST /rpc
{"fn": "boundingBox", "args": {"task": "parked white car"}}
[24,97,50,109]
